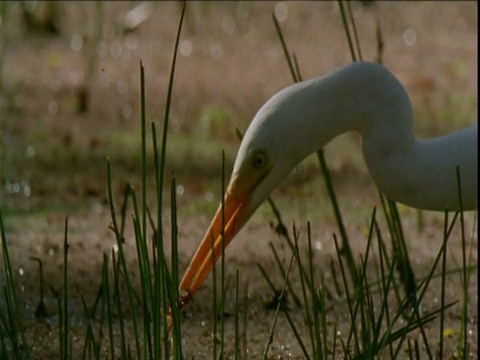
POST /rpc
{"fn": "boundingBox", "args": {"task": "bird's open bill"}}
[167,178,253,329]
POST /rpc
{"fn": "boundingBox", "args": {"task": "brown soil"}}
[1,2,477,358]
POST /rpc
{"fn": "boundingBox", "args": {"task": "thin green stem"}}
[337,0,357,61]
[61,216,69,360]
[263,251,298,359]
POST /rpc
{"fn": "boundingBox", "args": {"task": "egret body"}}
[178,61,478,304]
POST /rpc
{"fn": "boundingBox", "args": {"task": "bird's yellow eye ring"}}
[252,150,268,169]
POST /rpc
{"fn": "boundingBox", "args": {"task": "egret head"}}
[178,94,304,302]
[230,106,303,216]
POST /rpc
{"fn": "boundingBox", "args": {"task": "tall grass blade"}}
[438,210,449,359]
[317,284,329,360]
[390,230,453,358]
[0,206,27,357]
[291,226,316,355]
[60,216,69,360]
[257,262,279,300]
[242,280,249,360]
[150,121,165,358]
[373,214,403,305]
[388,199,417,298]
[28,256,48,318]
[130,187,155,357]
[317,150,358,285]
[100,253,115,360]
[140,65,147,288]
[357,209,378,355]
[333,235,360,353]
[373,218,396,358]
[375,17,384,64]
[157,0,186,201]
[111,250,127,359]
[137,62,153,287]
[328,257,343,298]
[151,5,186,357]
[292,54,303,83]
[107,158,146,359]
[170,173,183,359]
[345,0,362,61]
[80,294,101,360]
[266,198,293,248]
[234,268,240,360]
[211,204,218,359]
[385,199,434,358]
[137,57,157,360]
[263,251,298,359]
[272,12,298,83]
[307,225,329,360]
[269,241,301,307]
[455,165,469,359]
[337,0,357,61]
[220,150,227,358]
[282,305,312,360]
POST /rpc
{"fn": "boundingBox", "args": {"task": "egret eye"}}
[252,150,267,169]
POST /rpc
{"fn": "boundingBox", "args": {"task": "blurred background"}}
[1,2,477,218]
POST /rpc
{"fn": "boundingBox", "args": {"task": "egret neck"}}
[176,61,477,316]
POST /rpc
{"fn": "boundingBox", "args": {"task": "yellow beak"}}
[167,163,271,330]
[176,178,252,312]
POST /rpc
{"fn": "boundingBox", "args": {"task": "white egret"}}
[178,61,478,308]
